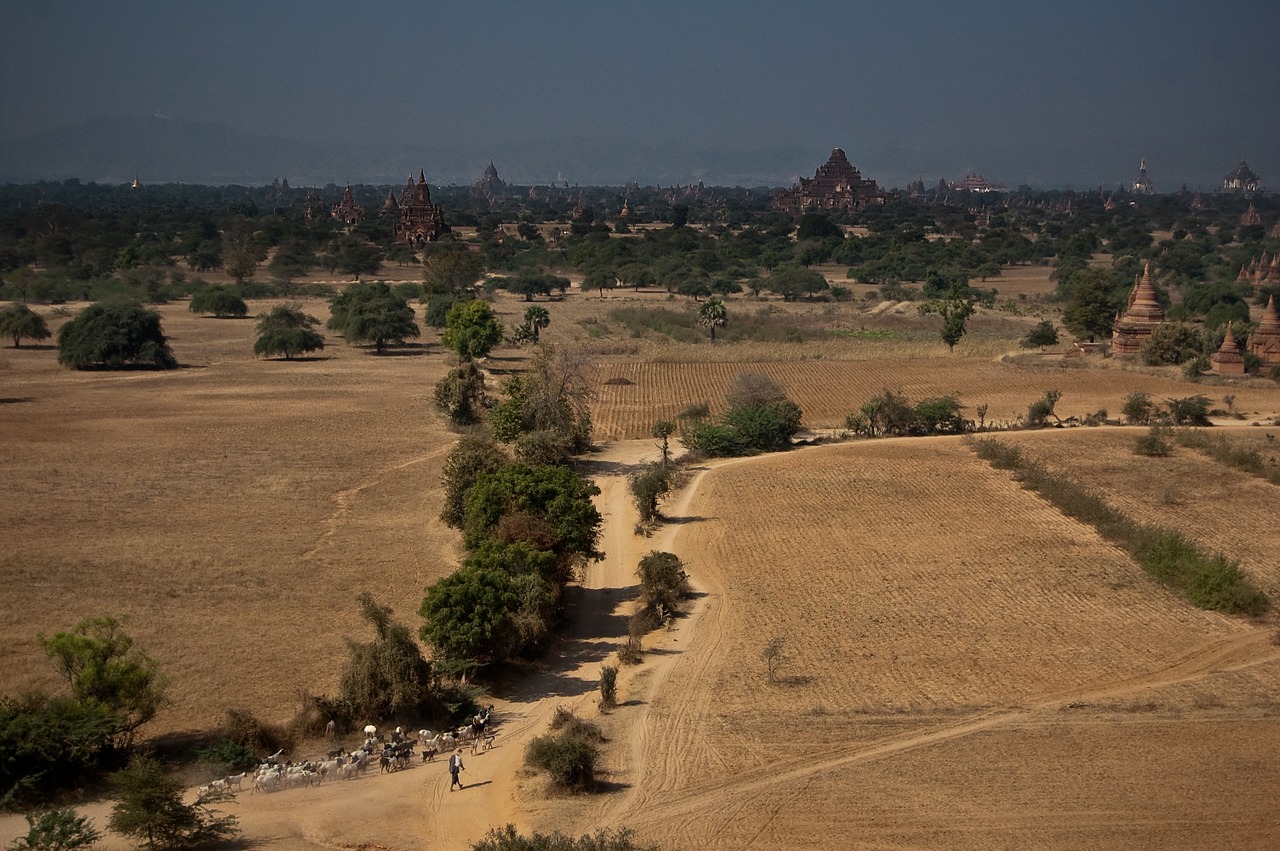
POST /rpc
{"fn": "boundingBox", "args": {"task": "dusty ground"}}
[3,289,1280,849]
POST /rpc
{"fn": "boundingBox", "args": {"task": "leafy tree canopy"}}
[443,298,504,360]
[327,281,419,353]
[188,286,248,318]
[57,302,177,370]
[0,302,51,348]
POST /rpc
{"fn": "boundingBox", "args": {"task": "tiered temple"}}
[1221,159,1261,194]
[1245,296,1280,366]
[1131,159,1155,194]
[1236,252,1278,289]
[1111,262,1166,354]
[394,170,446,247]
[475,161,507,199]
[1210,322,1245,375]
[773,148,887,212]
[1240,203,1262,226]
[330,186,365,226]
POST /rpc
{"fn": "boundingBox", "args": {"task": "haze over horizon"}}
[2,0,1277,189]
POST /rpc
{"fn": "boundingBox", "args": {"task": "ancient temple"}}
[381,188,399,215]
[1240,203,1262,226]
[1221,159,1261,194]
[1191,189,1206,210]
[1111,262,1166,355]
[772,148,887,212]
[1131,159,1155,194]
[1245,296,1280,366]
[1210,322,1245,375]
[1236,252,1278,289]
[331,186,365,226]
[950,172,1007,193]
[475,161,507,199]
[394,170,446,247]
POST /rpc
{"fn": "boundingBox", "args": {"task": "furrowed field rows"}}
[1002,428,1280,589]
[659,438,1244,777]
[585,360,1279,440]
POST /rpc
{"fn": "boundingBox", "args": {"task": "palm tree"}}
[524,305,550,342]
[697,298,728,342]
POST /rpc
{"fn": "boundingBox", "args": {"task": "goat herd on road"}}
[195,706,497,798]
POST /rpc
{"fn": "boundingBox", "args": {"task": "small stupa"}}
[1210,322,1245,375]
[1111,262,1165,355]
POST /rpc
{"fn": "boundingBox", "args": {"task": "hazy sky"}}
[3,0,1278,188]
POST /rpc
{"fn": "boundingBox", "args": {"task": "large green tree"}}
[767,266,828,301]
[442,298,504,360]
[108,755,238,850]
[0,302,51,347]
[188,286,248,318]
[327,281,420,353]
[38,617,168,748]
[57,303,177,370]
[254,303,324,360]
[1060,268,1122,342]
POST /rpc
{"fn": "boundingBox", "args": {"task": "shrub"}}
[1164,395,1211,426]
[1121,391,1155,425]
[598,666,617,710]
[1024,389,1061,428]
[434,362,488,426]
[6,808,101,851]
[636,551,690,618]
[340,592,438,724]
[628,461,674,524]
[470,825,661,851]
[524,728,600,792]
[218,707,291,758]
[193,738,259,774]
[108,754,238,849]
[188,286,248,318]
[1133,426,1172,457]
[0,694,118,805]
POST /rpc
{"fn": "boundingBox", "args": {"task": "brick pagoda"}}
[773,148,887,212]
[1245,296,1280,366]
[330,186,365,226]
[1111,262,1165,355]
[1210,322,1245,375]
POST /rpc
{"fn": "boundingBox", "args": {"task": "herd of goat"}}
[196,707,497,798]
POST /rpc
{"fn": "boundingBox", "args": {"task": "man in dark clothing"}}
[449,749,465,790]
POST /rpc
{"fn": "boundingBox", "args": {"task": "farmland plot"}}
[579,436,1280,850]
[585,358,1280,440]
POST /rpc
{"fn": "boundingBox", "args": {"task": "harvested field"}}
[3,287,1280,850]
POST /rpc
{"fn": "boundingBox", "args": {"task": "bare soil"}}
[3,291,1280,850]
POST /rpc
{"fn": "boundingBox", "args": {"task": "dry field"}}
[3,286,1280,850]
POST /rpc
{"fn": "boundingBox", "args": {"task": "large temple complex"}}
[393,170,446,246]
[773,148,888,212]
[1221,159,1262,194]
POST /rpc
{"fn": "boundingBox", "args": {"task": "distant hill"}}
[0,116,812,187]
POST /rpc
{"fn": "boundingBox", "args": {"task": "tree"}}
[418,566,522,665]
[221,226,260,284]
[188,286,248,318]
[1164,395,1212,426]
[918,279,976,352]
[422,243,483,293]
[1122,391,1155,425]
[1139,323,1201,366]
[57,302,177,369]
[327,281,420,354]
[629,461,674,525]
[108,755,238,850]
[636,551,689,616]
[336,238,383,280]
[443,299,504,360]
[462,462,604,578]
[651,420,675,465]
[338,592,436,723]
[39,616,168,748]
[1025,389,1062,428]
[254,303,324,360]
[1021,319,1059,348]
[1060,268,1121,342]
[0,303,51,348]
[489,345,593,461]
[767,266,828,301]
[434,361,488,426]
[524,305,550,342]
[762,636,787,684]
[697,298,728,342]
[267,241,316,285]
[440,435,509,529]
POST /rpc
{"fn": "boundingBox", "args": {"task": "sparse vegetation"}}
[6,808,101,851]
[525,712,603,793]
[470,825,662,851]
[108,754,238,850]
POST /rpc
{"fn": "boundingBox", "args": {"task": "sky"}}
[2,0,1278,188]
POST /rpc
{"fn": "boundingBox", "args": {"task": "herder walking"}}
[448,749,465,791]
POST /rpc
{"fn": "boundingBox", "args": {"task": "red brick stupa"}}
[1111,262,1166,355]
[1210,322,1245,375]
[1245,296,1280,366]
